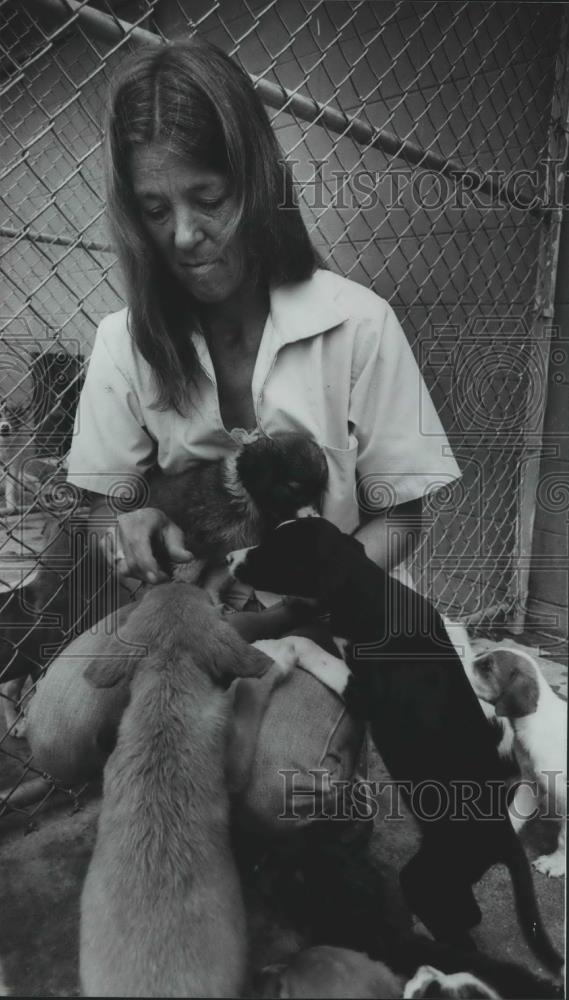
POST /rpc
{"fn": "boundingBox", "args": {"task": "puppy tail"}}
[506,832,563,974]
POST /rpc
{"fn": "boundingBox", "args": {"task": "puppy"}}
[0,401,34,512]
[258,953,501,1000]
[253,947,558,1000]
[254,945,404,998]
[141,431,328,595]
[444,621,515,761]
[79,580,291,998]
[404,965,501,999]
[0,522,70,738]
[0,673,34,739]
[471,646,566,878]
[227,518,562,974]
[0,513,114,738]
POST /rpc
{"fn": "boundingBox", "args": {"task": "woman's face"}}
[130,143,246,305]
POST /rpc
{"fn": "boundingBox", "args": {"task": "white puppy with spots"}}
[443,620,514,759]
[470,645,566,878]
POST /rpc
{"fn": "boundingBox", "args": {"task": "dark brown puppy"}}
[227,518,563,977]
[145,431,328,566]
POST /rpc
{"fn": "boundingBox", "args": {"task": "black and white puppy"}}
[143,431,328,592]
[227,518,562,975]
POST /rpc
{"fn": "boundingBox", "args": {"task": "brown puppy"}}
[145,431,328,562]
[79,581,290,999]
[139,431,328,599]
[254,946,404,999]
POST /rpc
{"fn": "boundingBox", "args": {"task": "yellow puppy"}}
[80,581,290,998]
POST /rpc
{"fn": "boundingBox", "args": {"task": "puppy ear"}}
[225,663,283,794]
[84,655,137,689]
[205,621,273,687]
[495,669,539,718]
[223,627,274,682]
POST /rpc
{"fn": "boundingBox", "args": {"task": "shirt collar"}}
[268,269,349,346]
[190,268,348,376]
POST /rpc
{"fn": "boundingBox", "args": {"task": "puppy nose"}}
[226,547,250,575]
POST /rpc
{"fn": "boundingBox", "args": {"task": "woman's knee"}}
[237,667,365,835]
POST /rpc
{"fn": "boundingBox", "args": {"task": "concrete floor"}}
[0,636,566,997]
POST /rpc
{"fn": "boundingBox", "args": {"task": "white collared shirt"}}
[67,269,460,533]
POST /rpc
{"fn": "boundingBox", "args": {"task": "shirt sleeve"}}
[349,303,461,510]
[66,318,157,500]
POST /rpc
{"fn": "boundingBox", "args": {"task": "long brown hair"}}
[105,38,319,413]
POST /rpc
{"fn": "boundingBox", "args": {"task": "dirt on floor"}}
[0,639,566,998]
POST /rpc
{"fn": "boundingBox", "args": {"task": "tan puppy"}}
[255,946,404,999]
[79,581,290,998]
[471,646,566,878]
[404,964,501,998]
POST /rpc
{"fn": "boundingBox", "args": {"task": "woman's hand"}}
[110,508,194,584]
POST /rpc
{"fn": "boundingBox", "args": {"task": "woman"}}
[28,37,462,931]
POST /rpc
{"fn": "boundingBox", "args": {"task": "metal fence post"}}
[507,12,569,633]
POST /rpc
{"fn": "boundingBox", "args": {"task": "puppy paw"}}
[252,638,298,680]
[532,852,565,878]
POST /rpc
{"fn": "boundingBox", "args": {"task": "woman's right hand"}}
[108,508,194,584]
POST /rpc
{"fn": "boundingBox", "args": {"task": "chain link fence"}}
[1,0,568,822]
